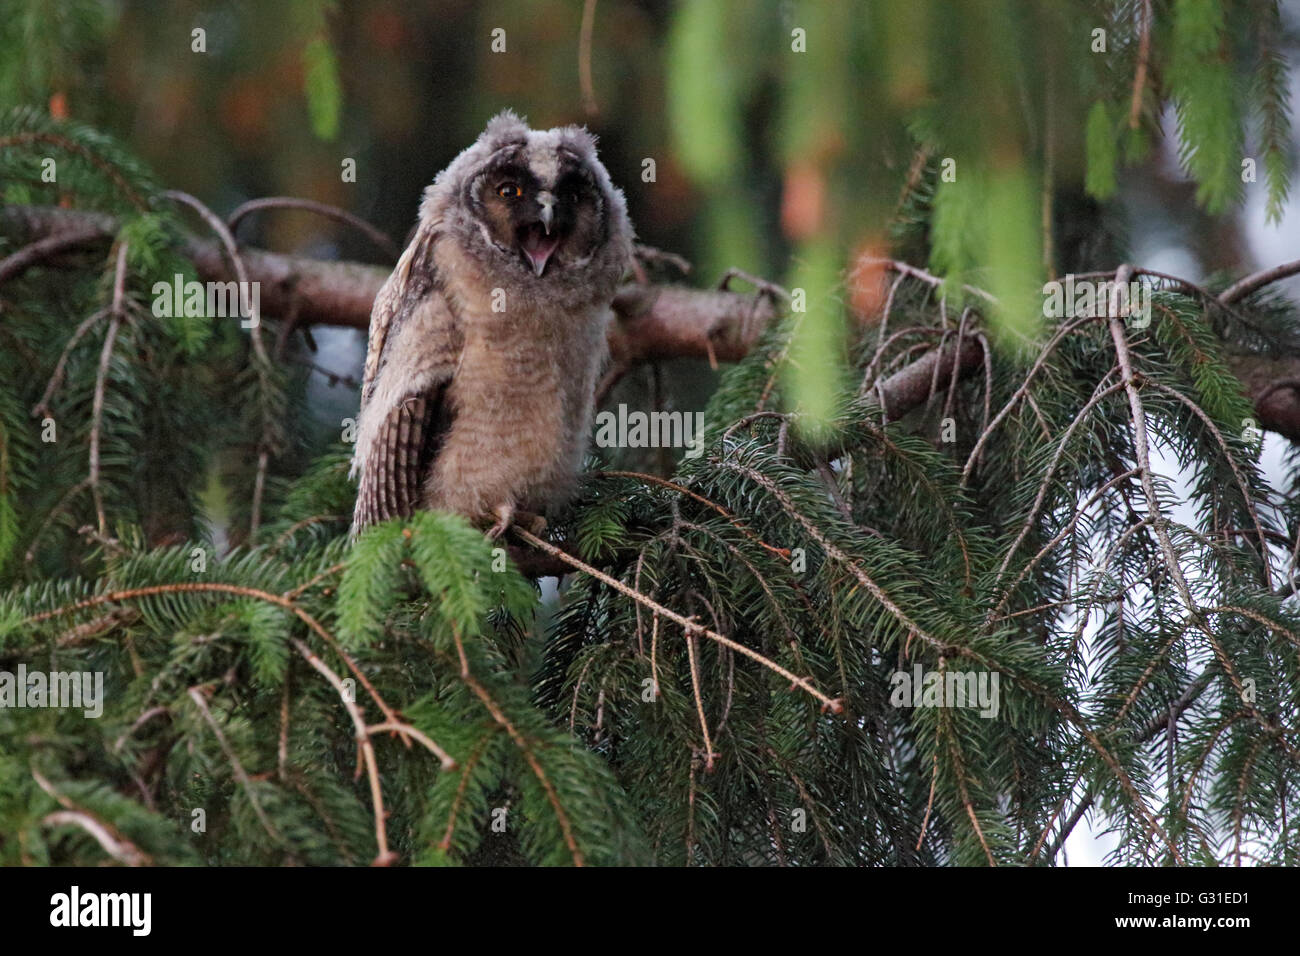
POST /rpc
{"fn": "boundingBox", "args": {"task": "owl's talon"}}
[485,503,515,540]
[632,244,692,280]
[716,267,790,301]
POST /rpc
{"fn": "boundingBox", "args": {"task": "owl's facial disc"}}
[476,155,601,278]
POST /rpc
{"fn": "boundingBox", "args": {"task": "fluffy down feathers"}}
[350,111,633,536]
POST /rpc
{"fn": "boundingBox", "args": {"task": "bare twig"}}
[0,225,107,285]
[684,623,717,770]
[1219,257,1300,305]
[290,638,399,865]
[42,811,149,866]
[34,768,151,865]
[227,196,399,261]
[89,243,129,535]
[187,685,284,848]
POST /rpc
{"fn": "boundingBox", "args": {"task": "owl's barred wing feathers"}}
[354,391,448,531]
[351,223,461,534]
[360,218,439,405]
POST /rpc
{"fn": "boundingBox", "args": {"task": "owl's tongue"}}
[520,223,560,276]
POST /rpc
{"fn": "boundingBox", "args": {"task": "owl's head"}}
[425,111,633,305]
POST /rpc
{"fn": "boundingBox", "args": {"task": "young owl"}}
[350,110,634,538]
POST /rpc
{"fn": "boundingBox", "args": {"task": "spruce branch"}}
[1218,257,1300,305]
[31,306,110,420]
[41,811,150,866]
[960,315,1103,487]
[289,638,396,866]
[455,657,585,867]
[186,684,287,851]
[23,579,411,739]
[0,225,107,285]
[11,204,1300,448]
[511,525,843,712]
[1145,380,1273,583]
[33,768,152,866]
[988,377,1128,606]
[0,132,149,209]
[597,470,791,559]
[726,457,1187,861]
[1107,281,1286,749]
[683,623,717,770]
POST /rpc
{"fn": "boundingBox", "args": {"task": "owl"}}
[350,110,634,539]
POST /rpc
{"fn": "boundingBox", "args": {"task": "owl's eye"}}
[497,183,521,199]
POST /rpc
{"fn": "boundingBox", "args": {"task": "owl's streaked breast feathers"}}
[350,110,633,536]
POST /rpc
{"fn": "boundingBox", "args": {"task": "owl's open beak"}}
[519,222,560,276]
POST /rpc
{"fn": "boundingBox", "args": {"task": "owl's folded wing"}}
[351,222,461,533]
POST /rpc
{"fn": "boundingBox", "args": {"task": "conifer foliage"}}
[1,1,1299,866]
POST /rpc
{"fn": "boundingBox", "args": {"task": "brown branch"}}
[34,768,151,866]
[186,685,284,849]
[2,205,780,373]
[42,810,149,865]
[607,281,779,366]
[10,205,1300,445]
[23,580,409,741]
[290,638,397,865]
[684,623,717,770]
[1218,257,1300,305]
[456,658,585,867]
[0,225,108,285]
[89,243,129,535]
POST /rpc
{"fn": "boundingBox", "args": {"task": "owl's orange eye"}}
[497,183,521,199]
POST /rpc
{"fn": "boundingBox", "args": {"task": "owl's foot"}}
[485,503,515,540]
[631,243,692,283]
[717,267,790,302]
[483,505,547,540]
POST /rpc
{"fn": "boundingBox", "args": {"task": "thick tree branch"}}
[0,205,777,367]
[1224,353,1300,442]
[6,204,1300,442]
